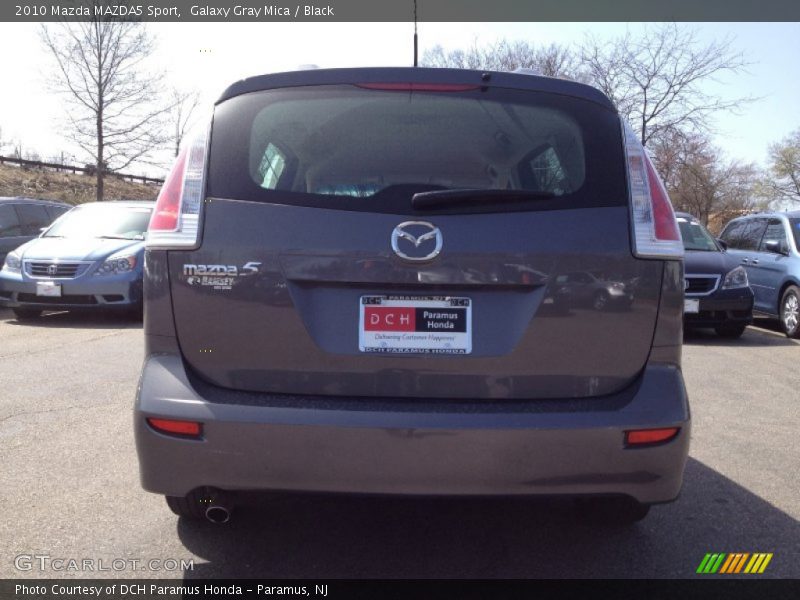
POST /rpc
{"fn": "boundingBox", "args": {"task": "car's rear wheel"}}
[576,497,651,526]
[780,286,800,338]
[12,308,42,321]
[714,322,747,338]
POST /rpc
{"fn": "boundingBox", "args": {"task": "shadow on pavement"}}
[176,458,798,579]
[1,308,141,329]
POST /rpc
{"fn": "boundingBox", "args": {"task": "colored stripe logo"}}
[696,553,773,574]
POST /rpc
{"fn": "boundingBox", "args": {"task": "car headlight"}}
[2,252,21,273]
[721,266,749,289]
[94,254,136,276]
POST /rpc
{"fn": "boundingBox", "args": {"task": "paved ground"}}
[1,307,798,579]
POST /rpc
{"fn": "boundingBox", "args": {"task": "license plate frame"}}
[359,295,472,355]
[36,281,62,297]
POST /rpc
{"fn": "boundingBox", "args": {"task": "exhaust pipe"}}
[205,505,231,524]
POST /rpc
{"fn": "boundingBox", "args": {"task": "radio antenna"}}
[413,0,418,67]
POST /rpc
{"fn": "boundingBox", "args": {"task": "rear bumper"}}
[135,354,690,504]
[684,287,754,328]
[0,271,142,310]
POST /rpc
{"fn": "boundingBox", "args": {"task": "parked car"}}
[676,212,754,338]
[0,197,70,266]
[0,201,154,319]
[135,67,689,525]
[552,270,634,311]
[718,211,800,338]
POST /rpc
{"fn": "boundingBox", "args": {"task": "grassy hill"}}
[0,162,161,205]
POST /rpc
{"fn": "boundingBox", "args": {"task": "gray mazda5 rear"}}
[136,67,689,524]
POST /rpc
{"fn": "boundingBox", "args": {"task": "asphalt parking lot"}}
[1,307,798,579]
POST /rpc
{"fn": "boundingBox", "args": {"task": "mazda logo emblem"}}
[391,221,443,262]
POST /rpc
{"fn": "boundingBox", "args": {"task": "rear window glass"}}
[208,85,626,215]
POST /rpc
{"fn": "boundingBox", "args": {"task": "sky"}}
[0,21,798,176]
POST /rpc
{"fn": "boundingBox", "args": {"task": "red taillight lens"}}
[149,148,187,232]
[147,417,202,437]
[624,120,683,259]
[645,156,681,242]
[146,121,208,248]
[625,427,680,446]
[356,83,481,92]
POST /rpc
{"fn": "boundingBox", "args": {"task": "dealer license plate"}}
[359,295,472,354]
[36,281,62,297]
[684,298,699,313]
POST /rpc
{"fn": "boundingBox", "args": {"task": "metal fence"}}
[0,155,165,185]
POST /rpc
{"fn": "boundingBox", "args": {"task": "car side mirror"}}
[764,240,789,256]
[716,238,728,251]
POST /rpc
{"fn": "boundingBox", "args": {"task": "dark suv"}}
[135,67,690,525]
[676,212,754,338]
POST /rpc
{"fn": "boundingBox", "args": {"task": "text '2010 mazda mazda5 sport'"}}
[135,67,690,525]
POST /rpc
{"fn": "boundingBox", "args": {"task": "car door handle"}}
[741,258,749,264]
[751,259,759,265]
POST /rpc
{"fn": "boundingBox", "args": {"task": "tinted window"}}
[722,218,766,251]
[15,204,50,235]
[209,85,626,215]
[45,205,69,221]
[720,220,746,249]
[739,219,767,251]
[0,204,23,238]
[44,205,152,240]
[678,218,718,252]
[759,219,787,253]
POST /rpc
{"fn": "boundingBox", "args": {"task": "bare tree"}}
[423,39,584,80]
[650,131,763,228]
[765,128,800,207]
[581,24,753,146]
[40,4,169,201]
[167,88,201,157]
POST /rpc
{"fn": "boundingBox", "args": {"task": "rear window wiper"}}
[411,188,556,210]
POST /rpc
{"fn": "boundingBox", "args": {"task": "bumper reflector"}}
[625,427,680,447]
[146,418,202,438]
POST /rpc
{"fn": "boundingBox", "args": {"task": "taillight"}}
[355,83,481,92]
[623,121,683,259]
[147,123,209,248]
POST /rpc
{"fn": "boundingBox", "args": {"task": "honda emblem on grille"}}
[391,221,443,262]
[47,264,59,276]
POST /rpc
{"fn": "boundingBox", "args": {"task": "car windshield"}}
[678,218,719,252]
[44,205,152,240]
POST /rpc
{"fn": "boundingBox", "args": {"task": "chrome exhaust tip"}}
[205,505,231,524]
